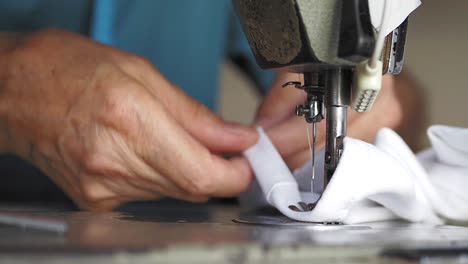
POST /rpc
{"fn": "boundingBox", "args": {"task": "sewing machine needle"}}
[311,122,317,188]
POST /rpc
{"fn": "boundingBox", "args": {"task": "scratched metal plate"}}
[1,203,468,264]
[233,207,370,230]
[233,215,370,230]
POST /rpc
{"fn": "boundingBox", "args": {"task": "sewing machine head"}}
[233,0,409,195]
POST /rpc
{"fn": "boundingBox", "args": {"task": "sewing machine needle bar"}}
[311,122,316,189]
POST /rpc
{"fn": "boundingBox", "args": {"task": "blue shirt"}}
[0,0,275,109]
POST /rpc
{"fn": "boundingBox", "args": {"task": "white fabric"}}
[368,0,421,36]
[242,126,468,224]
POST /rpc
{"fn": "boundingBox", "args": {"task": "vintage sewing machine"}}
[233,0,409,203]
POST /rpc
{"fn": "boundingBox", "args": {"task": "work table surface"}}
[0,202,468,263]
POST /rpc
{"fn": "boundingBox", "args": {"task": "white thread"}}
[370,0,391,69]
[305,123,314,192]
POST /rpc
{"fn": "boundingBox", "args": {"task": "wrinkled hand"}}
[256,72,423,170]
[0,29,257,210]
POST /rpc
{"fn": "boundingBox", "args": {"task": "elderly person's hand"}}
[0,29,257,210]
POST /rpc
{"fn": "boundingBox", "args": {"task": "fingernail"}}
[254,117,276,128]
[224,122,256,137]
[231,157,254,182]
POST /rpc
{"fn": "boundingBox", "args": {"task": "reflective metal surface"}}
[324,69,352,183]
[0,203,468,263]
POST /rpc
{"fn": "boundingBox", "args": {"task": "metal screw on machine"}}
[282,73,325,124]
[296,99,323,124]
[295,104,307,116]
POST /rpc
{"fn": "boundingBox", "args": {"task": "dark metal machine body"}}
[233,0,408,201]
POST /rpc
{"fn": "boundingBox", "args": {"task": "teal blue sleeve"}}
[89,0,115,45]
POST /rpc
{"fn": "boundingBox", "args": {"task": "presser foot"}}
[288,202,317,212]
[287,202,342,225]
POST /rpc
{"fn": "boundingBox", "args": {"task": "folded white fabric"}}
[242,126,468,224]
[368,0,421,36]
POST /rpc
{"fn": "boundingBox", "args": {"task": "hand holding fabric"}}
[0,29,257,210]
